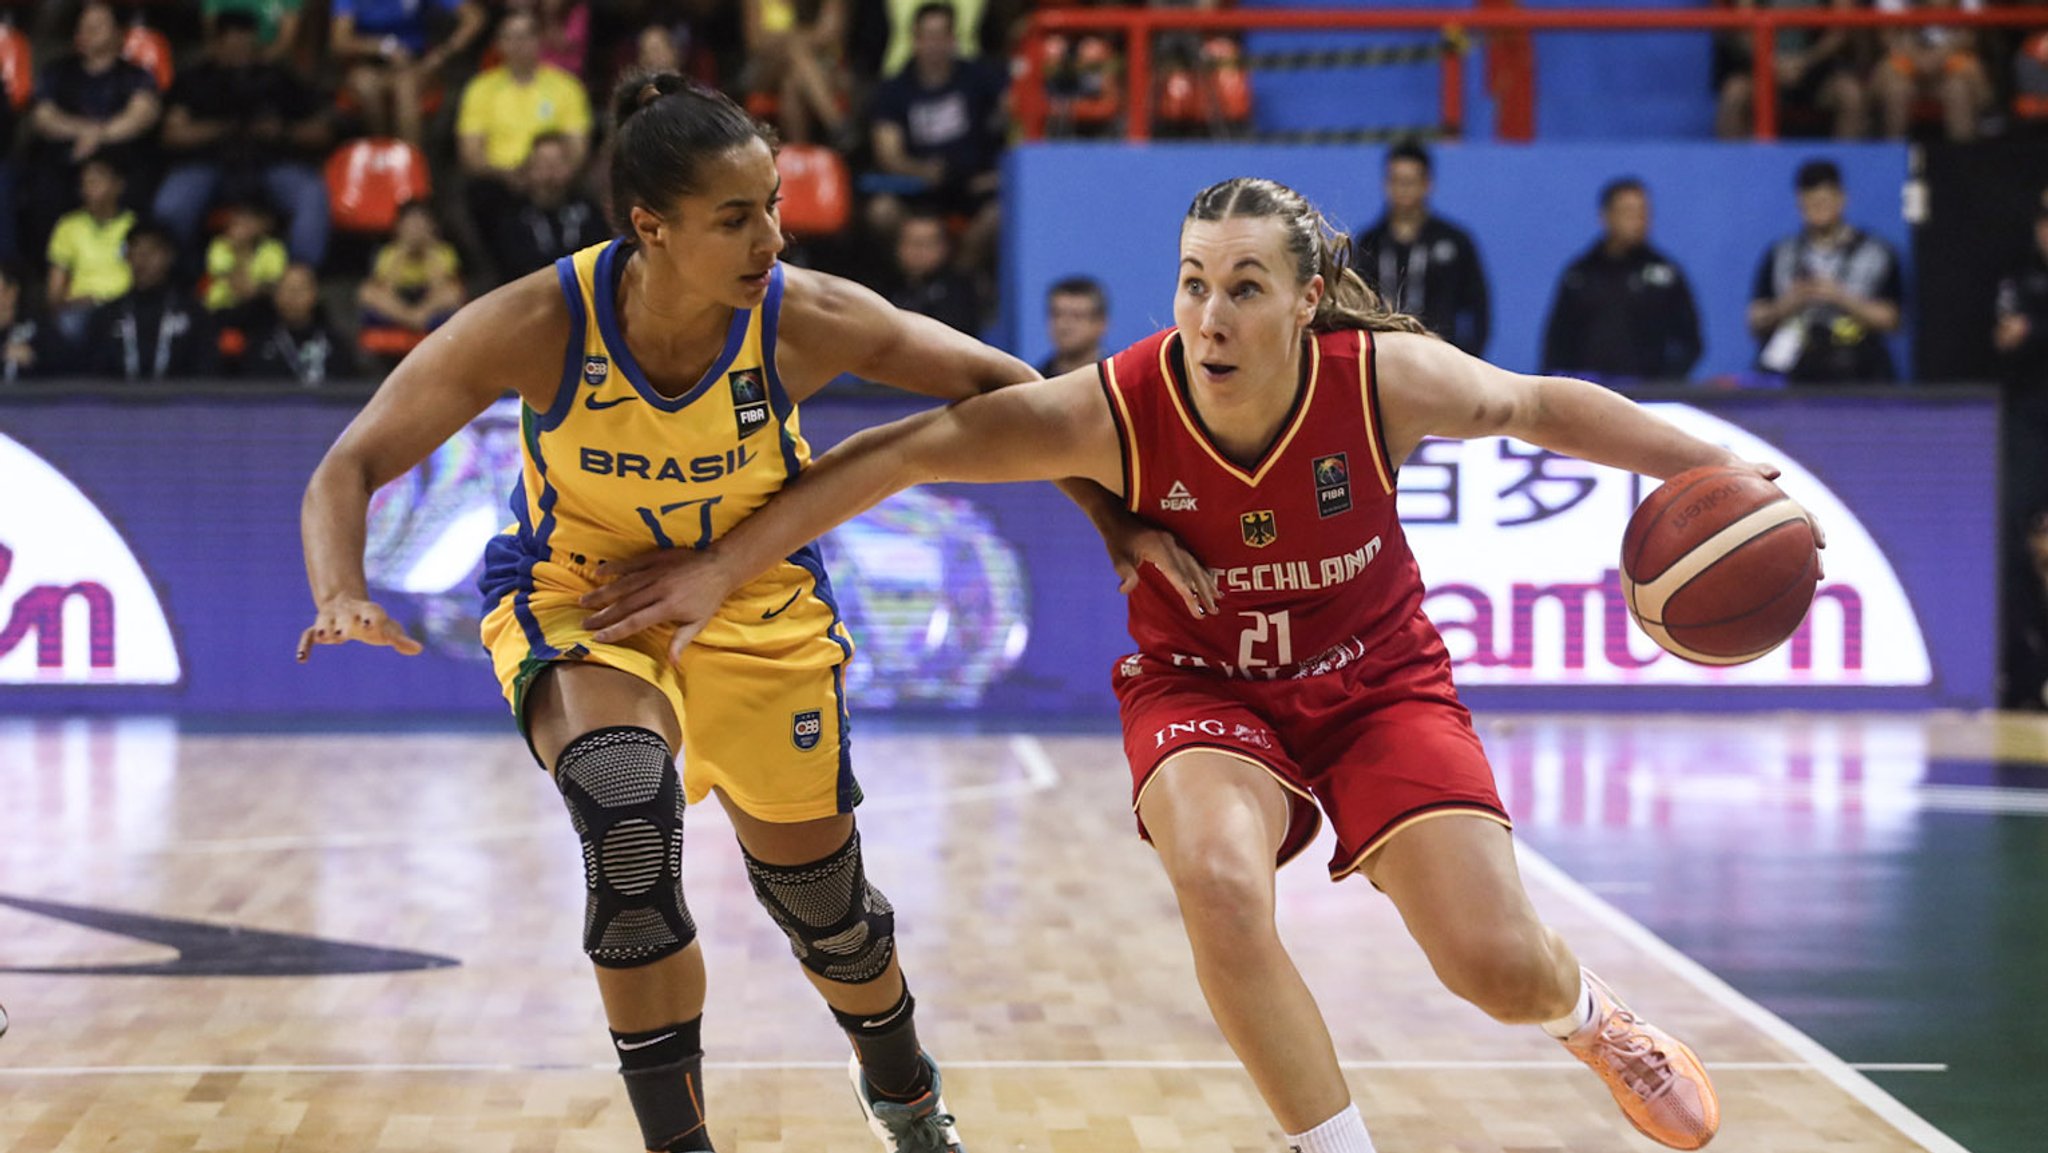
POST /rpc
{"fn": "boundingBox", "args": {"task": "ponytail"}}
[606,70,777,233]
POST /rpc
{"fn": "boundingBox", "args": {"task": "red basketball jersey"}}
[1101,326,1446,680]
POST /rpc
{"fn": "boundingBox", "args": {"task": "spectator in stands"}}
[153,11,333,271]
[743,0,851,147]
[886,210,980,335]
[331,0,488,147]
[1996,199,2048,709]
[509,0,590,77]
[26,1,161,263]
[1039,275,1108,377]
[0,68,18,270]
[0,264,52,383]
[85,222,217,380]
[492,133,607,283]
[1713,0,1865,140]
[204,200,290,325]
[865,0,991,80]
[1871,0,1992,142]
[359,200,467,341]
[1748,159,1902,383]
[244,262,350,384]
[1354,141,1490,356]
[47,159,137,347]
[457,11,593,274]
[204,0,304,64]
[1541,178,1703,384]
[863,1,1007,279]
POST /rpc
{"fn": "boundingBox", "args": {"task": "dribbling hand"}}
[1745,459,1828,578]
[296,597,424,661]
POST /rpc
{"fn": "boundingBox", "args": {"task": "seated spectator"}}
[1872,0,1992,142]
[204,201,290,324]
[863,2,1006,278]
[1541,178,1703,384]
[504,0,590,77]
[1714,0,1865,140]
[47,159,137,346]
[457,11,592,271]
[204,0,304,65]
[1995,199,2048,381]
[359,201,467,344]
[153,11,333,271]
[885,210,980,334]
[1748,159,1902,383]
[1039,275,1108,377]
[330,0,488,147]
[491,133,606,283]
[25,1,161,263]
[0,264,53,383]
[0,72,18,270]
[244,262,350,384]
[1354,140,1490,355]
[85,222,217,380]
[743,0,850,146]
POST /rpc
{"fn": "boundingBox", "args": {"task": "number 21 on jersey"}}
[1237,609,1293,670]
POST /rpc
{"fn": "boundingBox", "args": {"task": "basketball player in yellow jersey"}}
[297,74,1203,1153]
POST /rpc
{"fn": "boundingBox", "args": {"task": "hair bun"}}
[613,70,688,129]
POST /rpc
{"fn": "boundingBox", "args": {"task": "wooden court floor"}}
[2,713,2039,1152]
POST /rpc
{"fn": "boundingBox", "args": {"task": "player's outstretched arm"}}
[774,265,1217,612]
[297,273,568,662]
[579,368,1198,660]
[1371,331,1744,481]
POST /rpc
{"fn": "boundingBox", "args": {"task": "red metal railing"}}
[1018,6,2048,143]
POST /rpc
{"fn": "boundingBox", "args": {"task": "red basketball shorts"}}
[1113,647,1510,879]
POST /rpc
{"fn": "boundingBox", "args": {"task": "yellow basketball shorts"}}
[480,541,860,823]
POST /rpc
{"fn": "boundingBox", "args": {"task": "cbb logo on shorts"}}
[791,708,824,751]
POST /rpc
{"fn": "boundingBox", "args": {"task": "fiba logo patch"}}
[1312,452,1352,518]
[582,355,609,385]
[730,369,769,439]
[791,708,824,751]
[1240,509,1278,549]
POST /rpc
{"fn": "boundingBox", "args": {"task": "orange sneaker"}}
[1559,970,1719,1149]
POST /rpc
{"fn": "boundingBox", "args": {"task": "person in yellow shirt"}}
[357,200,467,341]
[46,159,137,346]
[458,12,592,278]
[203,201,291,318]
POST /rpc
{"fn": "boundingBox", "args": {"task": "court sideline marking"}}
[0,1060,1948,1076]
[1515,846,1972,1153]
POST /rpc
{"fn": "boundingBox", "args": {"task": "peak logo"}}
[0,432,180,684]
[1399,405,1930,686]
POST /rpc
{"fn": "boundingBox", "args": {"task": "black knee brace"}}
[554,726,696,968]
[742,831,896,985]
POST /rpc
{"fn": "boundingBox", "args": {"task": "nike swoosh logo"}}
[585,393,634,411]
[0,893,460,977]
[760,587,803,620]
[615,1031,678,1051]
[860,1001,911,1030]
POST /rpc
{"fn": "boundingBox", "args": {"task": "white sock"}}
[1541,973,1598,1039]
[1284,1103,1376,1153]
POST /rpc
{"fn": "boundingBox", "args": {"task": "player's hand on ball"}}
[580,549,732,663]
[296,597,423,661]
[1106,521,1218,619]
[1743,458,1828,574]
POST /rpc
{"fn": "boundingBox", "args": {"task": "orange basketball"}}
[1621,465,1820,665]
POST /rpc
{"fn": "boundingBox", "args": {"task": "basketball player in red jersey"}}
[581,177,1778,1151]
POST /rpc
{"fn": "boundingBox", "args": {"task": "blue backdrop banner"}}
[0,386,1994,719]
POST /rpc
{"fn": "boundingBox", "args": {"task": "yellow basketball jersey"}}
[507,239,812,566]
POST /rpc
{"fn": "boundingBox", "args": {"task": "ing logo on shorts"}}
[791,708,824,751]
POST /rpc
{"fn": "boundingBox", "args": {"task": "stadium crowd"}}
[0,0,2039,390]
